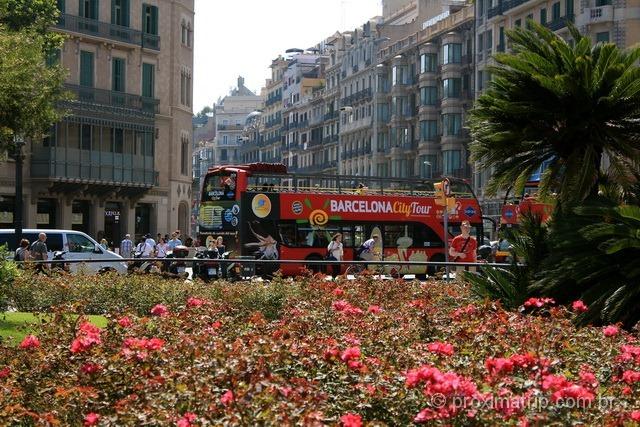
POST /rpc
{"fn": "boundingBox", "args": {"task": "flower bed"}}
[0,276,639,425]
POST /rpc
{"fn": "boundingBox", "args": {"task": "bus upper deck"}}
[205,163,476,200]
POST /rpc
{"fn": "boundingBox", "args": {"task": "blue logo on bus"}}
[224,209,233,223]
[464,206,476,217]
[504,209,514,219]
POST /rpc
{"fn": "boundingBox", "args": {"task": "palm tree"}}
[469,22,640,211]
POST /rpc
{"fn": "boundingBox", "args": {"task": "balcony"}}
[63,84,159,116]
[217,124,244,131]
[587,5,613,23]
[265,93,282,107]
[323,111,339,121]
[31,146,158,189]
[56,14,160,51]
[545,14,574,31]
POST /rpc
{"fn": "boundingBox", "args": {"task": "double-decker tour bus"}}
[197,163,484,276]
[500,160,555,228]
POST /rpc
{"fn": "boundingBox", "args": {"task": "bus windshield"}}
[202,172,237,202]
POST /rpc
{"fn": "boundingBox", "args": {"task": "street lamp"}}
[12,134,25,250]
[423,161,432,179]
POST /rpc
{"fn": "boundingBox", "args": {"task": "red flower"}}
[176,412,197,427]
[579,369,598,388]
[220,390,234,406]
[150,304,169,316]
[367,305,382,314]
[542,374,570,392]
[340,413,362,427]
[83,412,100,426]
[485,357,515,377]
[19,335,40,350]
[332,300,349,311]
[146,338,165,351]
[347,360,365,371]
[187,297,205,307]
[333,288,344,296]
[80,363,103,375]
[618,344,640,364]
[621,370,640,384]
[117,316,132,328]
[571,300,588,313]
[523,297,555,308]
[70,322,102,354]
[427,341,454,357]
[341,346,361,362]
[603,325,620,337]
[323,347,340,361]
[0,367,10,379]
[630,411,640,421]
[551,384,595,405]
[451,304,477,320]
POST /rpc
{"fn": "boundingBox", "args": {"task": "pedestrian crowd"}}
[119,230,193,258]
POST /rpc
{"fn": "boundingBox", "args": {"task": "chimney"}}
[238,76,244,88]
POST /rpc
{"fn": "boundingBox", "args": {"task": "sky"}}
[193,0,383,113]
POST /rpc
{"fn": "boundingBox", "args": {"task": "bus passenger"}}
[355,183,368,195]
[327,233,343,278]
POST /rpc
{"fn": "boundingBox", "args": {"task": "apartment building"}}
[473,0,640,215]
[0,0,194,244]
[211,77,262,167]
[258,57,288,165]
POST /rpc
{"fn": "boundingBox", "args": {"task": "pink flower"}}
[0,367,10,379]
[571,300,588,313]
[19,335,40,349]
[80,363,103,375]
[117,316,132,327]
[340,413,362,427]
[618,344,640,364]
[551,384,595,405]
[622,370,640,384]
[579,369,598,388]
[414,407,438,422]
[220,390,234,406]
[341,346,361,362]
[145,337,165,351]
[347,360,365,371]
[150,304,169,316]
[523,297,555,308]
[70,322,102,354]
[187,297,205,307]
[451,304,477,320]
[333,288,344,296]
[332,300,349,311]
[542,374,570,392]
[485,357,515,377]
[603,325,620,337]
[83,413,100,426]
[367,305,382,314]
[630,411,640,421]
[427,341,454,357]
[323,347,340,361]
[176,412,197,427]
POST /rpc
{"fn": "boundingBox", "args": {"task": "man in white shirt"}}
[143,234,155,257]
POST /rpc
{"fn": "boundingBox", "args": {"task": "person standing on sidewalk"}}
[120,234,133,258]
[449,220,477,273]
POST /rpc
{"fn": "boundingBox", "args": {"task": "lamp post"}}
[423,161,432,178]
[12,134,25,250]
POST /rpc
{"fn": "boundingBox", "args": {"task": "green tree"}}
[469,23,640,211]
[0,26,67,149]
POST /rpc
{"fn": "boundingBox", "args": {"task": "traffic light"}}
[434,182,446,206]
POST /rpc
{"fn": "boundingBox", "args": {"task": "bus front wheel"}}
[305,254,326,274]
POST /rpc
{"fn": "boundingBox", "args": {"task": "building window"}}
[80,124,91,150]
[180,71,192,107]
[181,136,188,175]
[220,148,227,161]
[420,86,437,105]
[442,113,462,136]
[498,27,505,52]
[80,51,94,87]
[142,3,158,35]
[477,34,484,55]
[111,128,124,153]
[392,65,408,85]
[420,53,437,73]
[515,18,522,27]
[443,150,461,175]
[142,63,155,98]
[443,78,461,98]
[112,57,125,92]
[419,154,437,178]
[80,0,98,19]
[111,0,129,26]
[442,43,462,64]
[57,0,65,13]
[419,120,438,141]
[566,0,574,17]
[540,8,547,24]
[596,32,609,43]
[552,2,560,21]
[477,70,483,91]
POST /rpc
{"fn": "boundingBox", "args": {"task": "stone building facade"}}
[1,0,194,244]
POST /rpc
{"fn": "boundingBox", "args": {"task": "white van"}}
[1,229,128,275]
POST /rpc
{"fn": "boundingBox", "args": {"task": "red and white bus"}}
[197,163,484,276]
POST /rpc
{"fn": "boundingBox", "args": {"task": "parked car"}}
[0,229,128,275]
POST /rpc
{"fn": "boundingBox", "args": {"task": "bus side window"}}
[278,222,296,247]
[413,223,444,248]
[340,227,353,248]
[382,224,403,248]
[353,225,365,247]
